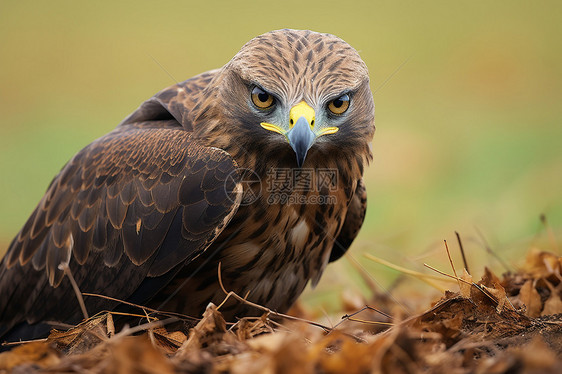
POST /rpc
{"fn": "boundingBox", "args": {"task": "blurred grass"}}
[0,1,561,305]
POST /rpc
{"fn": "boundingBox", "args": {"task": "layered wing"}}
[329,179,367,262]
[0,122,241,337]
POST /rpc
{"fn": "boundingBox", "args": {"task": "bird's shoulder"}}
[119,69,221,131]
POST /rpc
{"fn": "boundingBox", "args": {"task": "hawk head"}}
[194,29,375,171]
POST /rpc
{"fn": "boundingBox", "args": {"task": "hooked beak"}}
[287,116,315,167]
[260,101,339,167]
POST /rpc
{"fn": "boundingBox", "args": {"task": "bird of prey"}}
[0,29,374,342]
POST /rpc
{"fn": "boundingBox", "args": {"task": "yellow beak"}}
[260,101,339,166]
[289,101,315,129]
[260,101,339,136]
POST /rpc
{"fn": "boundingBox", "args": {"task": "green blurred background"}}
[1,1,561,309]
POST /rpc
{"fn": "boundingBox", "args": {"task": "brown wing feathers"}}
[0,120,241,335]
[329,179,368,263]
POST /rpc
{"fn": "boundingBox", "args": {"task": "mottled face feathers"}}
[192,29,375,170]
[228,29,370,106]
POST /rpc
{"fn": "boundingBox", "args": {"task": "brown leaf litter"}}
[1,247,561,373]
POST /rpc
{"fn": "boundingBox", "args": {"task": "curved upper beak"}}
[260,101,339,167]
[287,116,315,167]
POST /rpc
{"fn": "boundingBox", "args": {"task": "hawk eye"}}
[251,87,275,109]
[327,94,350,115]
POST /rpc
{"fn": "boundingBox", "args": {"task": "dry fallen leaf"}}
[459,268,473,298]
[519,279,543,317]
[0,342,60,371]
[523,249,562,279]
[541,279,562,316]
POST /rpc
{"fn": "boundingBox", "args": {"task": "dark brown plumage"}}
[0,29,375,342]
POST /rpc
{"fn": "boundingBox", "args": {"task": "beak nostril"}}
[290,119,294,125]
[287,116,316,168]
[311,120,315,126]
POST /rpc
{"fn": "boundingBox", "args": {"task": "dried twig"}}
[365,305,394,320]
[422,263,473,286]
[455,231,470,274]
[345,252,380,295]
[423,263,508,307]
[59,262,89,319]
[364,253,455,291]
[474,226,510,271]
[111,318,178,340]
[332,305,394,331]
[444,240,461,291]
[1,338,48,347]
[82,293,200,322]
[215,262,335,334]
[346,317,394,326]
[346,252,412,314]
